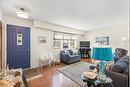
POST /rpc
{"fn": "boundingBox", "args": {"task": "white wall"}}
[31,28,53,68]
[3,16,84,68]
[0,8,4,22]
[0,8,2,21]
[85,24,129,52]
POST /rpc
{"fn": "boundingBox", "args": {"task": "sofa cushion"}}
[123,66,128,75]
[111,58,128,73]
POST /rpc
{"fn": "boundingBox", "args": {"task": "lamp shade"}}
[92,47,113,61]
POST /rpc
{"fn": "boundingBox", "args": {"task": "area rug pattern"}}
[58,62,95,87]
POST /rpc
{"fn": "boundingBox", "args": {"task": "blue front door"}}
[7,24,30,69]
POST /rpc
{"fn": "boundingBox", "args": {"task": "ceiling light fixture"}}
[16,8,29,18]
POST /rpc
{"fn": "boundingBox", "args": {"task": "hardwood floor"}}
[81,58,97,64]
[27,59,95,87]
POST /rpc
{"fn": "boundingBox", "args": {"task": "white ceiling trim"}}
[33,20,85,34]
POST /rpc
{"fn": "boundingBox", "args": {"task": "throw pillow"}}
[64,50,69,54]
[73,50,79,55]
[68,50,73,55]
[121,55,129,64]
[110,58,128,73]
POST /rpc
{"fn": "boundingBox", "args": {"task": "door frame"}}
[0,21,2,69]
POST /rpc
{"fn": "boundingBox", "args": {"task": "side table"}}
[39,58,51,71]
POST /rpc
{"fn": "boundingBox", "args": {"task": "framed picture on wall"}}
[38,36,47,43]
[96,37,109,45]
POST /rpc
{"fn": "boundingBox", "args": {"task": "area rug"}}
[57,62,95,87]
[23,68,43,81]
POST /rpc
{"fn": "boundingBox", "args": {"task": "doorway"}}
[7,24,30,69]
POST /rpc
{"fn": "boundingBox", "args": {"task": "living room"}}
[0,0,129,87]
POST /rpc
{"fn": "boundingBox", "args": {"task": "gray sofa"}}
[105,55,129,87]
[105,69,128,87]
[60,50,81,64]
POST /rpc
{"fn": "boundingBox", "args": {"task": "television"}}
[80,41,90,48]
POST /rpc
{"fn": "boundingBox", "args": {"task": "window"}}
[63,40,69,48]
[63,33,70,49]
[53,40,62,48]
[53,32,62,48]
[53,31,77,49]
[70,34,77,49]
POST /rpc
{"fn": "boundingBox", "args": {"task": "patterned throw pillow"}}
[73,50,79,55]
[68,50,73,55]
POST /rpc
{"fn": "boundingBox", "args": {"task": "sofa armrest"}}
[105,69,128,87]
[60,53,69,62]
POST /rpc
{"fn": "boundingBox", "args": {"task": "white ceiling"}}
[0,0,129,31]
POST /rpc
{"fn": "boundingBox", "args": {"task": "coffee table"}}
[81,72,113,87]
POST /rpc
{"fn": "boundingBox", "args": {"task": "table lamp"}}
[92,47,113,83]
